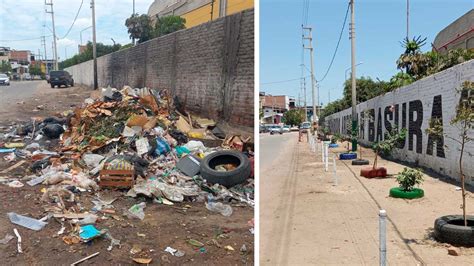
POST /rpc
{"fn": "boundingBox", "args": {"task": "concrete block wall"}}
[66,9,254,128]
[326,60,474,184]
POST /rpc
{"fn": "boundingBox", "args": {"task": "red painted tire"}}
[360,167,387,178]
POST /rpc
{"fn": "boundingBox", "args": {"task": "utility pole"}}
[132,0,135,45]
[303,26,317,124]
[350,0,357,151]
[406,0,410,39]
[303,77,308,122]
[91,0,98,90]
[45,0,58,70]
[210,0,215,21]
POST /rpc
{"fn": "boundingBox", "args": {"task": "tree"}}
[59,41,124,69]
[426,81,473,226]
[283,109,305,126]
[0,60,12,73]
[29,65,43,76]
[372,128,407,169]
[154,15,186,37]
[396,36,429,79]
[125,14,154,43]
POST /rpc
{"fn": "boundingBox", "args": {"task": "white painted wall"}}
[326,59,474,184]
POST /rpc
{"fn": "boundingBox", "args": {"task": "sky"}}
[260,0,474,107]
[0,0,154,61]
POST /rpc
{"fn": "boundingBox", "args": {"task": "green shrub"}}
[396,167,424,191]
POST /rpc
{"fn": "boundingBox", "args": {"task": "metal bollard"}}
[379,210,387,266]
[332,154,338,186]
[324,144,329,172]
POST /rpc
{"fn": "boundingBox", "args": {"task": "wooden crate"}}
[99,169,135,189]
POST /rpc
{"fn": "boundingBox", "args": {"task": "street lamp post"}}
[345,62,363,81]
[80,26,93,45]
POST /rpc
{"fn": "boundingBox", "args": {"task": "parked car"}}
[24,73,32,80]
[290,125,299,131]
[49,70,74,88]
[259,125,269,133]
[282,125,290,133]
[269,125,283,135]
[0,73,10,86]
[300,121,311,133]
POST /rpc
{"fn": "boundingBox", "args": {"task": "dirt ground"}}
[0,83,254,265]
[260,132,474,265]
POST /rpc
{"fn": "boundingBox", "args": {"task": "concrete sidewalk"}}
[260,134,474,265]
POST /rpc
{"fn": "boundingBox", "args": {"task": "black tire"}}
[51,84,54,88]
[434,215,474,246]
[200,150,251,188]
[352,159,370,165]
[71,80,74,87]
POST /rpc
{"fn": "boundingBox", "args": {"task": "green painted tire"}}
[389,187,424,199]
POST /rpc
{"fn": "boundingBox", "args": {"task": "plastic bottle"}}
[205,201,233,217]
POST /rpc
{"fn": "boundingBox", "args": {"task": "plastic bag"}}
[184,140,206,153]
[127,202,146,220]
[205,202,233,217]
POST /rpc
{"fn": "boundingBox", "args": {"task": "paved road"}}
[0,80,42,105]
[260,132,297,171]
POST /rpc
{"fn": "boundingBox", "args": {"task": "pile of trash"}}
[0,86,254,257]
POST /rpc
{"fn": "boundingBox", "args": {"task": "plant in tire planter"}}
[389,167,424,199]
[360,128,407,178]
[427,81,474,245]
[353,110,372,165]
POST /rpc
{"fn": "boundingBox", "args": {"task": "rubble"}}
[0,85,254,260]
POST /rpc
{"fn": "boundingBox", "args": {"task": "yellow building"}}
[148,0,254,28]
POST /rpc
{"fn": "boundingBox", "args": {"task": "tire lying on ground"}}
[434,215,474,246]
[200,150,251,188]
[339,153,357,160]
[352,159,370,165]
[389,187,424,199]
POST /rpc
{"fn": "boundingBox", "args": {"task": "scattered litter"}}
[205,201,233,217]
[127,202,146,220]
[71,252,100,266]
[13,228,22,253]
[224,245,235,251]
[240,244,248,253]
[7,212,47,231]
[188,239,204,247]
[0,234,14,245]
[79,225,103,241]
[132,258,152,264]
[8,180,24,188]
[164,246,177,255]
[62,235,81,245]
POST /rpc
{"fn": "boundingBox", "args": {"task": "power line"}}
[0,35,53,42]
[317,2,350,83]
[260,76,310,85]
[59,0,84,39]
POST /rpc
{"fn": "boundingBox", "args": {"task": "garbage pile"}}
[0,86,254,257]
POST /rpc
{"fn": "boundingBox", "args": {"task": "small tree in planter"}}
[428,81,473,246]
[353,110,373,165]
[360,128,407,178]
[389,167,424,199]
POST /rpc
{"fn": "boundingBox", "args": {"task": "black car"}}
[49,70,74,88]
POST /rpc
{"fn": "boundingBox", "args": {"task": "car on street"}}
[49,70,74,88]
[282,125,290,132]
[269,125,283,135]
[290,125,299,131]
[0,73,10,86]
[24,73,32,80]
[300,121,311,133]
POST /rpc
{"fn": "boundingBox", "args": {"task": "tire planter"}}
[389,187,424,199]
[328,143,339,148]
[352,159,370,165]
[360,167,387,178]
[434,215,474,246]
[339,153,357,160]
[200,150,251,188]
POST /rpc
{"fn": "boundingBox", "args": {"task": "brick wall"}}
[66,9,254,128]
[326,59,474,184]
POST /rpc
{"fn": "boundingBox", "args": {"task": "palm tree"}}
[396,36,428,79]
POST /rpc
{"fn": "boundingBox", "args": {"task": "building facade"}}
[433,9,474,54]
[148,0,254,28]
